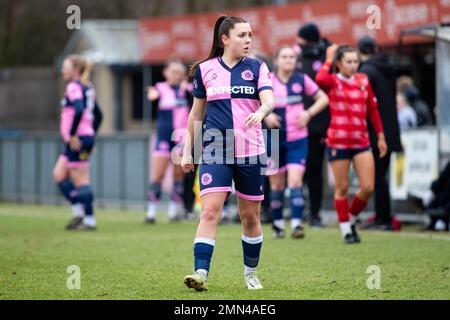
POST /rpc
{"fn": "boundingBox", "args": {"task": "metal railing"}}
[0,133,149,210]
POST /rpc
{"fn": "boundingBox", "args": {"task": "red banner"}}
[139,0,450,64]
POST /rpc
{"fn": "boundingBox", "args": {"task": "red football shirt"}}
[316,61,383,149]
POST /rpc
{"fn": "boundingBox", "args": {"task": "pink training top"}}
[60,81,96,142]
[270,72,319,142]
[193,56,273,158]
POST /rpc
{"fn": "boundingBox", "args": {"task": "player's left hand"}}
[378,137,388,158]
[244,112,264,128]
[69,136,82,151]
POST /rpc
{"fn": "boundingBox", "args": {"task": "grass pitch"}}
[0,203,449,300]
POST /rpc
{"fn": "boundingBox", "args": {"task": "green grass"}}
[0,203,449,300]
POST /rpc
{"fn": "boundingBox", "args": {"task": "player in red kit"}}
[315,44,388,244]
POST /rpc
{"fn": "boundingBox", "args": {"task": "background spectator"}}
[397,91,417,131]
[294,22,332,228]
[397,76,434,126]
[358,36,402,230]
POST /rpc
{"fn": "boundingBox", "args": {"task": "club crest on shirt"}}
[201,173,213,186]
[241,70,254,81]
[212,73,218,80]
[291,83,303,94]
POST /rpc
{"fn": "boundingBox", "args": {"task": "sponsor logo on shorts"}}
[201,173,213,186]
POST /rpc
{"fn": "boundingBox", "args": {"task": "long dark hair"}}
[188,16,247,78]
[331,44,358,74]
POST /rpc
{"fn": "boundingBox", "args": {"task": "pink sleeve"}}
[257,62,272,92]
[66,82,83,100]
[154,82,164,94]
[304,74,320,97]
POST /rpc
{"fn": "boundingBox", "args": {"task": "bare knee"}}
[53,167,66,183]
[287,179,302,189]
[360,182,374,197]
[70,169,90,187]
[240,208,260,229]
[200,204,222,225]
[152,172,164,183]
[271,182,284,192]
[335,181,349,198]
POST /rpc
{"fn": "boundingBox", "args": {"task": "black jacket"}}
[296,38,331,136]
[359,54,402,152]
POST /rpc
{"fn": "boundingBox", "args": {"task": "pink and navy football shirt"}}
[193,56,272,160]
[60,80,96,142]
[153,81,190,154]
[270,72,319,142]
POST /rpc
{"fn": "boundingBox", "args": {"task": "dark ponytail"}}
[188,16,247,78]
[331,44,357,74]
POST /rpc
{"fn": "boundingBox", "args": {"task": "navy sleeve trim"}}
[258,86,273,93]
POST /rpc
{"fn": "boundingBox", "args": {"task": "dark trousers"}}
[372,149,392,224]
[430,161,450,211]
[304,133,326,220]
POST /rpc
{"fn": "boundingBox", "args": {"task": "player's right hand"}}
[147,87,159,101]
[181,154,194,173]
[69,135,82,151]
[326,44,338,62]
